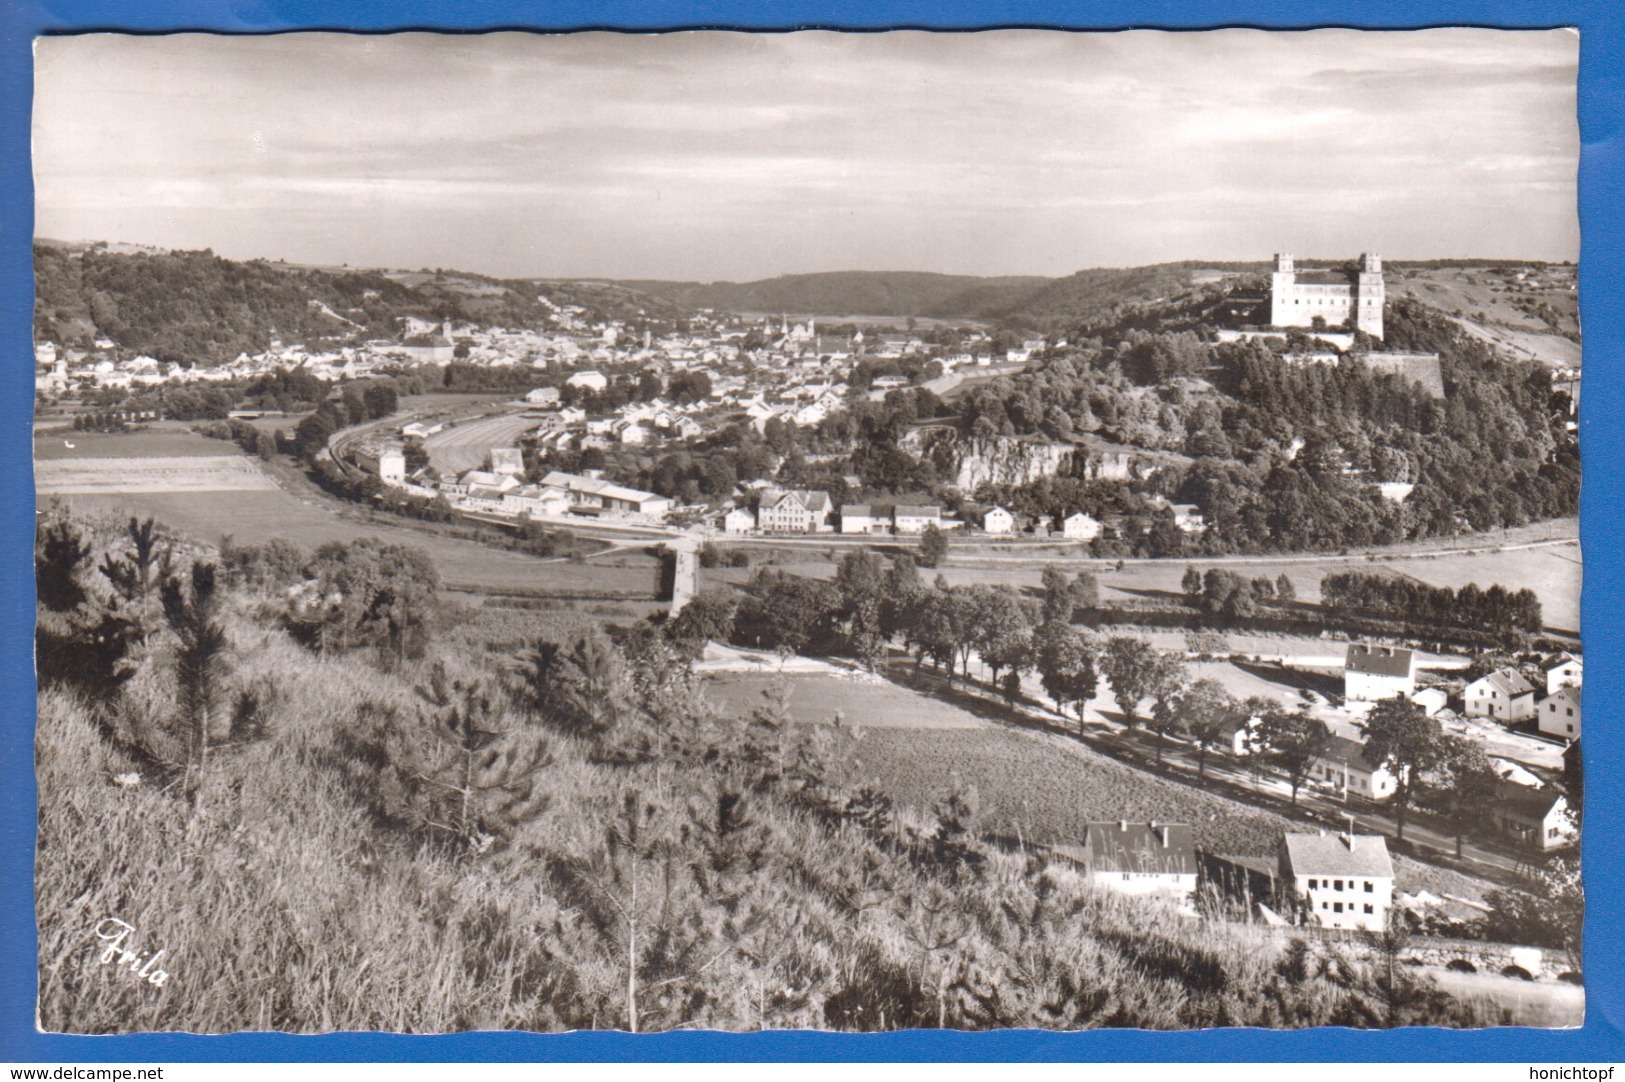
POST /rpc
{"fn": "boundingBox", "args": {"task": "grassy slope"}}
[37,521,1543,1032]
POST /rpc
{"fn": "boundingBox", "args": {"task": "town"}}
[34,242,1583,1000]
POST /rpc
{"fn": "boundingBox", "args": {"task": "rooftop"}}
[1346,643,1415,679]
[1482,667,1536,697]
[1076,821,1197,876]
[1281,831,1394,878]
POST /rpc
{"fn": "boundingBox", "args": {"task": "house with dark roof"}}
[1494,783,1575,852]
[1308,733,1398,801]
[1464,667,1537,724]
[1052,821,1197,901]
[1343,642,1416,703]
[1279,831,1394,932]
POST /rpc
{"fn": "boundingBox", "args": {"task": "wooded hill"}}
[32,241,685,367]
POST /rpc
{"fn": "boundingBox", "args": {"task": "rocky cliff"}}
[903,428,1158,491]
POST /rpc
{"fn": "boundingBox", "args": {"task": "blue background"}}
[1,0,1619,1063]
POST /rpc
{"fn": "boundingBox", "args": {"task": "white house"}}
[1495,784,1576,852]
[525,386,562,407]
[757,489,832,533]
[1279,831,1394,933]
[1343,643,1416,703]
[840,504,879,535]
[566,369,608,392]
[1310,733,1398,801]
[1410,687,1449,717]
[377,448,406,485]
[1061,511,1102,541]
[1056,821,1198,902]
[1542,652,1582,696]
[1538,685,1580,742]
[490,448,525,477]
[615,419,651,445]
[503,485,568,518]
[1171,503,1207,535]
[893,505,942,535]
[982,506,1015,535]
[1228,713,1263,757]
[462,484,512,513]
[354,444,406,485]
[723,507,756,535]
[1464,667,1537,724]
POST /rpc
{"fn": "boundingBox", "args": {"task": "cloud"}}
[33,28,1579,278]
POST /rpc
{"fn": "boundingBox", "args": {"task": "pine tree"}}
[160,561,231,813]
[399,664,554,856]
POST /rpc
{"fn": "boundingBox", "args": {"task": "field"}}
[844,713,1492,907]
[50,483,659,597]
[847,724,1288,856]
[36,456,279,496]
[32,424,236,461]
[1387,266,1580,369]
[703,671,987,729]
[423,409,540,474]
[702,667,1498,907]
[705,672,1292,852]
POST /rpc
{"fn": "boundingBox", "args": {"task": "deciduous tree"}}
[1363,695,1445,842]
[1257,706,1330,806]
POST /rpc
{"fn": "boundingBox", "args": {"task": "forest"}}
[938,299,1576,555]
[31,243,682,366]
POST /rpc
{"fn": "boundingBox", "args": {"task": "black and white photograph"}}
[31,28,1583,1033]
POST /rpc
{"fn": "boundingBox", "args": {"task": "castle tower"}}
[1269,253,1297,328]
[1356,252,1385,338]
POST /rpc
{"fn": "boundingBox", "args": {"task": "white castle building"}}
[1269,253,1385,338]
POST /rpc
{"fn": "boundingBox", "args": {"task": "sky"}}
[33,29,1580,281]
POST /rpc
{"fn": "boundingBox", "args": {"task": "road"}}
[906,657,1538,883]
[726,529,1578,569]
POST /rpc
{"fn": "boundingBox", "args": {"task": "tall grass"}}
[35,520,1525,1032]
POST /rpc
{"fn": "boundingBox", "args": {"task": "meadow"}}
[703,672,987,730]
[60,486,662,597]
[33,423,241,460]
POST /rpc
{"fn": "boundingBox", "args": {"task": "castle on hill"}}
[1269,253,1384,338]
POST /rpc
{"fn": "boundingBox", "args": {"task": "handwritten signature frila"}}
[93,917,171,988]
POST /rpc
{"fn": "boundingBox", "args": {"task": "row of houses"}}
[720,491,1113,541]
[1345,643,1583,742]
[720,491,948,536]
[1054,821,1396,934]
[1464,654,1582,741]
